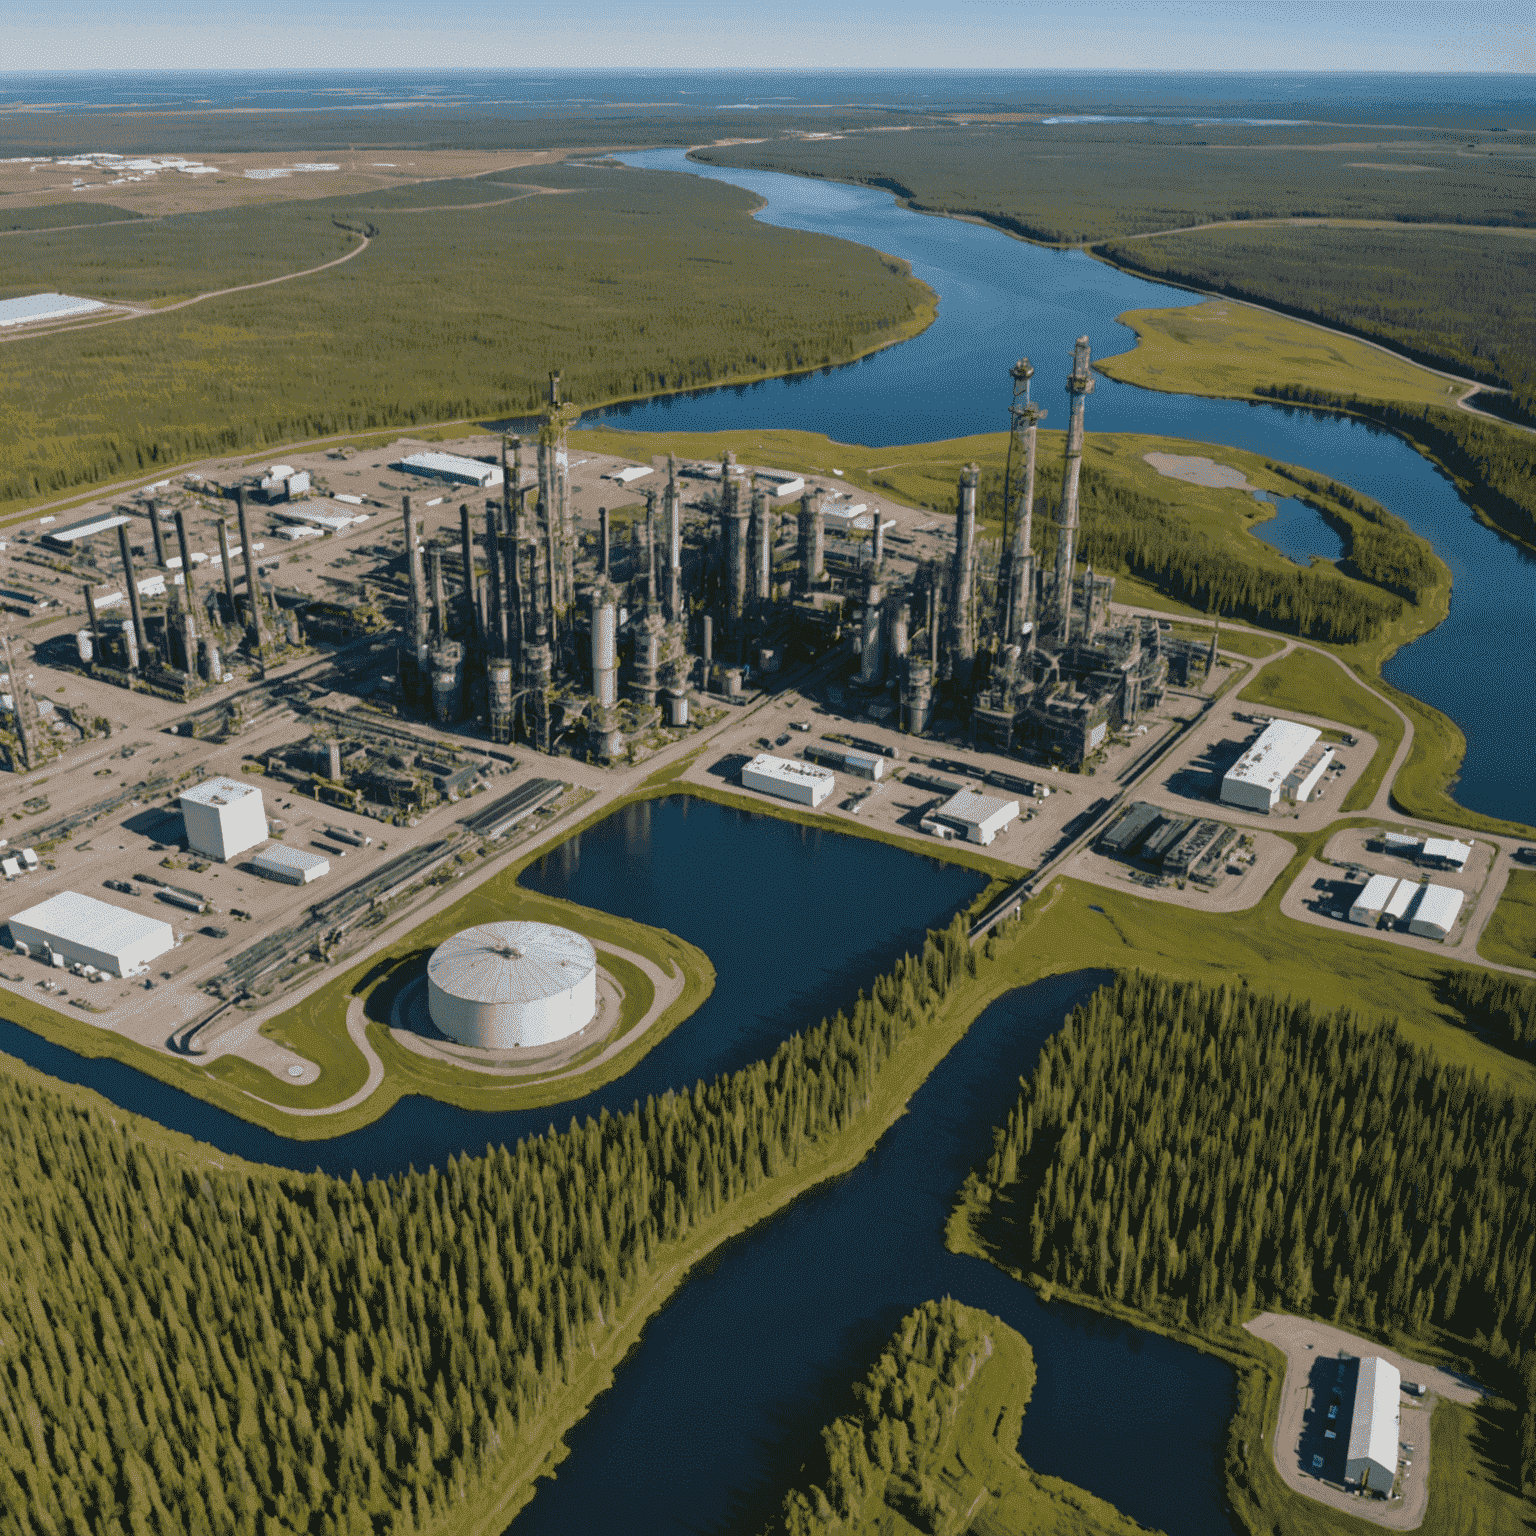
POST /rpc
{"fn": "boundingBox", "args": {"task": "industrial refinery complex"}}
[0,339,1524,1105]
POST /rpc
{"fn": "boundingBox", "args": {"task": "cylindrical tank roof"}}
[427,921,595,1006]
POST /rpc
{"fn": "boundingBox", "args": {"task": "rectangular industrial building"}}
[1220,719,1322,813]
[1420,837,1472,871]
[804,744,884,780]
[390,452,503,488]
[251,844,330,885]
[921,789,1019,846]
[1100,801,1162,856]
[41,511,132,550]
[1409,883,1464,941]
[0,292,107,328]
[8,891,174,977]
[741,753,835,807]
[603,465,654,485]
[180,777,268,862]
[1350,873,1399,926]
[1345,1357,1400,1495]
[1382,831,1421,856]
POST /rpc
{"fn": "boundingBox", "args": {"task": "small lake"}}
[588,149,1536,825]
[1249,493,1346,566]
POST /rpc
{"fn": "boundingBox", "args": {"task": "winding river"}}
[592,149,1536,826]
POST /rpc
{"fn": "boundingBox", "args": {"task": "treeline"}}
[1256,386,1536,550]
[778,1298,992,1534]
[1440,969,1536,1053]
[0,164,932,512]
[1,202,143,232]
[975,459,1409,643]
[1264,462,1440,602]
[0,916,980,1536]
[960,972,1536,1490]
[1097,226,1536,422]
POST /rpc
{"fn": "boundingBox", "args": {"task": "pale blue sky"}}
[7,2,1531,75]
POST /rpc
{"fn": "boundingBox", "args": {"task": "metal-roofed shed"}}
[1350,873,1398,925]
[251,845,330,885]
[1345,1356,1400,1495]
[1409,883,1464,941]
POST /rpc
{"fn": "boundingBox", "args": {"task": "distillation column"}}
[1003,358,1044,647]
[1052,336,1094,649]
[664,456,683,621]
[949,464,978,687]
[796,491,824,593]
[235,487,267,655]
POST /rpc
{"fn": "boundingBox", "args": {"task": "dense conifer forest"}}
[0,918,978,1535]
[0,164,932,513]
[1440,970,1536,1054]
[1095,227,1536,422]
[958,973,1536,1494]
[696,124,1536,244]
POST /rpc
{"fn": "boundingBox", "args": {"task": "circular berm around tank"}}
[426,920,597,1049]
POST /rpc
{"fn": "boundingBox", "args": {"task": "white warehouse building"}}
[741,753,835,807]
[1345,1356,1400,1495]
[427,921,596,1049]
[1409,883,1464,941]
[921,789,1020,847]
[1349,874,1398,925]
[181,777,268,862]
[391,451,503,488]
[8,890,174,977]
[1220,719,1322,814]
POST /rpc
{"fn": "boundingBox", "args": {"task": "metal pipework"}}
[217,518,238,625]
[665,455,683,622]
[173,508,198,639]
[147,499,168,567]
[1053,335,1094,648]
[115,521,148,664]
[234,486,266,650]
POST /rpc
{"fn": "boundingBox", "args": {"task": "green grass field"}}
[1479,870,1536,970]
[1096,299,1467,408]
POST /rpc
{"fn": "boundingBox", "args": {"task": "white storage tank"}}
[427,921,597,1049]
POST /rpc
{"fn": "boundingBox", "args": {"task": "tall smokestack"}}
[235,486,266,651]
[459,504,479,640]
[726,478,749,633]
[116,521,148,664]
[665,455,683,622]
[1054,336,1094,647]
[217,518,238,627]
[871,510,884,566]
[644,489,658,610]
[950,464,978,683]
[598,506,610,578]
[147,500,167,567]
[485,503,505,654]
[427,542,446,638]
[83,584,102,661]
[753,485,771,606]
[173,508,198,640]
[797,492,825,594]
[1004,358,1044,646]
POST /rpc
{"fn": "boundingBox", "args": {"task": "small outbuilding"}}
[1382,878,1417,925]
[251,844,330,885]
[1419,837,1472,872]
[921,789,1019,847]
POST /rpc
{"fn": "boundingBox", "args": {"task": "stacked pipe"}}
[1053,336,1094,648]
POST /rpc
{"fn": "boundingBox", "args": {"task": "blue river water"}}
[589,149,1536,825]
